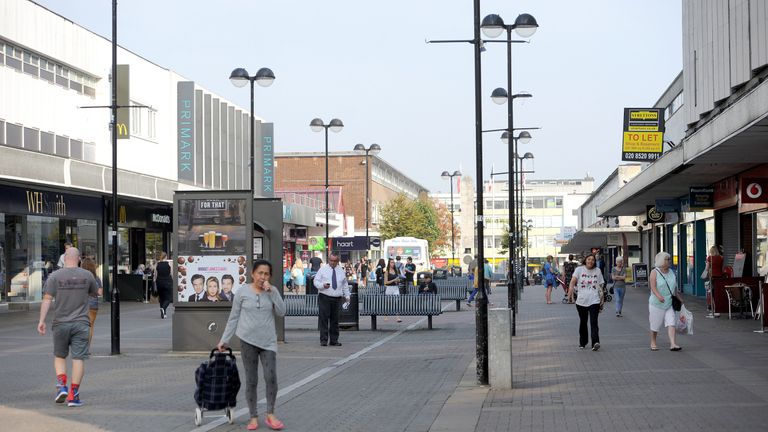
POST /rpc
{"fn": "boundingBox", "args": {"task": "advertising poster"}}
[387,246,422,260]
[176,198,249,302]
[177,255,247,302]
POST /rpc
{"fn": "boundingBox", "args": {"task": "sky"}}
[34,0,682,194]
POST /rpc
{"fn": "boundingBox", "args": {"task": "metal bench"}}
[434,278,470,311]
[359,294,442,330]
[283,294,319,316]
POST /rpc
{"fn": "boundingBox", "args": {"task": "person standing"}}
[79,258,103,351]
[563,254,578,303]
[359,256,369,284]
[483,259,493,295]
[56,242,73,269]
[218,259,286,431]
[568,254,605,351]
[649,252,682,352]
[383,259,402,322]
[703,245,724,312]
[375,258,386,293]
[37,247,99,407]
[313,253,351,346]
[404,257,416,294]
[612,256,627,317]
[308,252,323,276]
[154,252,173,318]
[291,258,306,295]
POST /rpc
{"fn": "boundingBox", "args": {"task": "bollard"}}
[489,308,513,388]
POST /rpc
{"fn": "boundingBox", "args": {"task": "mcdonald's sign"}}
[119,205,127,224]
[117,64,130,139]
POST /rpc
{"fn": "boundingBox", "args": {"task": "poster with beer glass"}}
[176,198,248,302]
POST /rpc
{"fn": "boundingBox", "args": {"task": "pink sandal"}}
[265,415,284,430]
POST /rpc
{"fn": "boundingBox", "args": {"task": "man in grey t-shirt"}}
[38,247,98,407]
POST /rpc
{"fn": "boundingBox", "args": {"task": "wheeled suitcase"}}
[193,348,241,426]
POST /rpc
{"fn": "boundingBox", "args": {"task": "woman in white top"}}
[648,251,682,352]
[568,254,605,351]
[383,259,402,323]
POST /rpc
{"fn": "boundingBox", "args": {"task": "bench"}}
[359,294,442,330]
[283,294,319,316]
[434,278,470,311]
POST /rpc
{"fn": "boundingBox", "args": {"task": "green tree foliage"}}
[379,193,442,254]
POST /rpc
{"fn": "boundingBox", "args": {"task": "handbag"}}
[608,283,615,295]
[656,269,681,311]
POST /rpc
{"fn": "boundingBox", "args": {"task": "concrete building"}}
[0,0,273,308]
[275,151,429,263]
[596,1,768,305]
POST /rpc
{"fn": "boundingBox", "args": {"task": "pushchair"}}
[556,276,573,304]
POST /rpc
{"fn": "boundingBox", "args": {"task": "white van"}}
[382,237,430,271]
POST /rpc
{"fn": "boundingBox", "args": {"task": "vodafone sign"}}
[741,178,768,203]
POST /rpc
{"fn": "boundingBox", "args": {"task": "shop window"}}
[76,219,99,262]
[6,123,22,147]
[23,127,39,151]
[27,215,60,302]
[756,213,768,275]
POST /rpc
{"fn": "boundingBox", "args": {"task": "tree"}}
[433,201,461,255]
[379,193,442,255]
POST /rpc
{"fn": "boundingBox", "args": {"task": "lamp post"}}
[441,170,462,269]
[524,219,533,283]
[311,118,344,258]
[483,11,537,313]
[229,67,276,196]
[354,143,381,254]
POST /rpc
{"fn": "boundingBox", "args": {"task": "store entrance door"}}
[130,228,146,273]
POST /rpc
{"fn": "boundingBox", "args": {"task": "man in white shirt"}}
[56,242,73,269]
[313,252,351,346]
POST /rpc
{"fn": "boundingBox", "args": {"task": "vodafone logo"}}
[746,183,763,199]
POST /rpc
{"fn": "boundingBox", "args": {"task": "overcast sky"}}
[35,0,682,194]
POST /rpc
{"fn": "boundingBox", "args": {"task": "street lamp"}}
[311,118,344,258]
[441,170,462,270]
[524,219,533,283]
[482,10,538,314]
[354,143,381,254]
[229,67,275,196]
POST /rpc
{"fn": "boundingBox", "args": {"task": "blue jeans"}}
[614,285,626,314]
[467,286,490,303]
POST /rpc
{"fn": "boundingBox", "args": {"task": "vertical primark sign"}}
[254,122,275,197]
[177,81,195,183]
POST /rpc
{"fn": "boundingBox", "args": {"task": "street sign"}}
[621,108,665,162]
[646,205,665,224]
[689,186,714,209]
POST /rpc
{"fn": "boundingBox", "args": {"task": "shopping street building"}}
[0,0,303,309]
[572,2,768,312]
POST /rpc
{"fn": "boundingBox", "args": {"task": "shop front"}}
[280,202,316,270]
[107,199,173,274]
[0,183,102,309]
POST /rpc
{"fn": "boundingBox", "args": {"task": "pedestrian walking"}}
[483,259,493,295]
[563,254,578,303]
[313,252,351,346]
[649,251,683,352]
[37,247,99,407]
[79,257,103,349]
[291,258,306,295]
[217,259,286,430]
[612,256,627,317]
[568,254,605,351]
[467,261,493,307]
[154,251,173,318]
[308,252,323,277]
[543,255,559,304]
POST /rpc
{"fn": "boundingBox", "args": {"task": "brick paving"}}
[2,282,768,431]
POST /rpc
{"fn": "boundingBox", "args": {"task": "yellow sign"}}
[629,111,658,121]
[622,132,663,152]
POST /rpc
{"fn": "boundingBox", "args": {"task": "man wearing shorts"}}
[37,247,99,407]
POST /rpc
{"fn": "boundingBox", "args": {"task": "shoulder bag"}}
[656,268,681,311]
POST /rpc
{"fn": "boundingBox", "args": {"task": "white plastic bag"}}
[676,305,694,335]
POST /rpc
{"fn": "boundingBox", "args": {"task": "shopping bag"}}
[682,305,693,335]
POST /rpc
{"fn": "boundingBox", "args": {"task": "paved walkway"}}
[1,282,767,431]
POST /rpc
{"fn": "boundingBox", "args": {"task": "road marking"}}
[191,302,453,431]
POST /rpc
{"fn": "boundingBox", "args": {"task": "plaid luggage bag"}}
[193,348,241,426]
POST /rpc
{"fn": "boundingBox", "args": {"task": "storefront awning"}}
[560,229,639,255]
[598,79,768,217]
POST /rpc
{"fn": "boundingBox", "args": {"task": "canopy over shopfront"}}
[560,228,639,256]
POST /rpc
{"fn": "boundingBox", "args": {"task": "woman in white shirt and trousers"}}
[568,254,605,351]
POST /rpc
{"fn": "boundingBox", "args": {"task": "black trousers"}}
[576,304,600,347]
[318,293,341,344]
[157,280,172,311]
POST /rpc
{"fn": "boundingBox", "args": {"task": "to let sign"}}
[622,108,665,162]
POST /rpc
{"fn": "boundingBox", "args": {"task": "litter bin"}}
[451,266,463,277]
[433,268,449,280]
[339,281,359,330]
